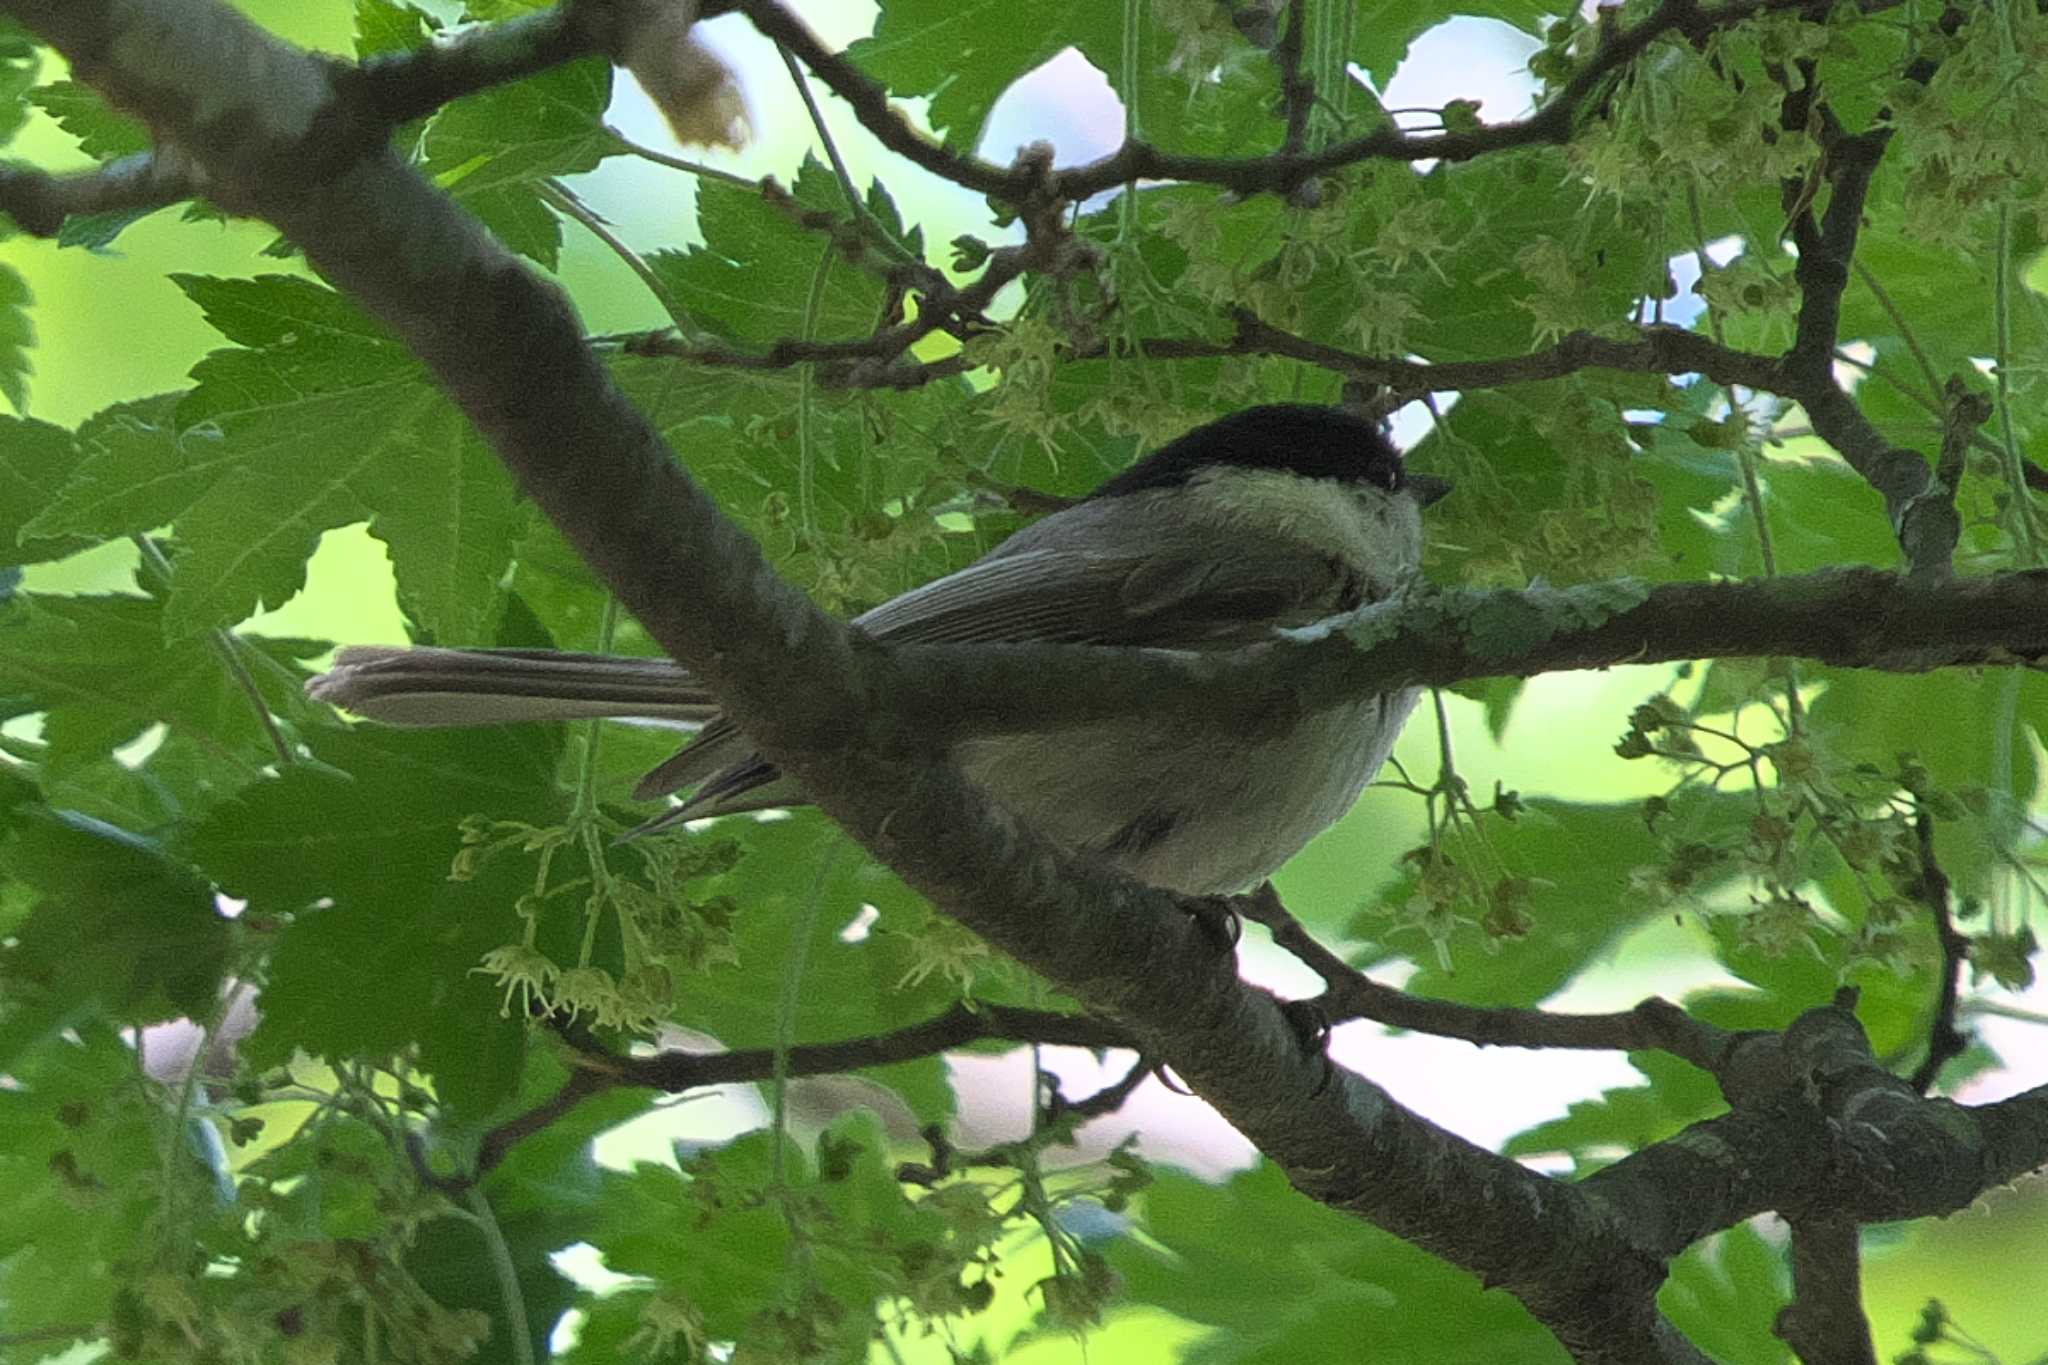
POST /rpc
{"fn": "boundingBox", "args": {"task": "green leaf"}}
[589,1112,955,1355]
[44,276,524,639]
[0,590,325,778]
[652,155,892,346]
[24,393,217,541]
[1110,1160,1567,1362]
[0,23,39,148]
[1806,668,2046,898]
[1659,1223,1792,1365]
[1505,1051,1724,1167]
[0,1024,162,1342]
[0,413,92,564]
[0,809,228,1064]
[667,813,963,1122]
[1351,792,1751,1006]
[0,261,28,412]
[25,79,148,160]
[848,0,1119,151]
[1351,0,1567,86]
[356,0,439,58]
[188,725,565,1118]
[422,57,615,266]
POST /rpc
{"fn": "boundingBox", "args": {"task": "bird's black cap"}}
[1090,404,1445,503]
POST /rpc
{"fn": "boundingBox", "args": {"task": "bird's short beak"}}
[1406,472,1453,507]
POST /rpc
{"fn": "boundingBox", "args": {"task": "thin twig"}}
[603,123,756,187]
[1237,885,1739,1072]
[1774,1217,1877,1365]
[537,179,697,336]
[1907,812,1971,1094]
[1274,0,1315,157]
[465,1002,1130,1180]
[736,0,1832,205]
[0,150,204,237]
[132,535,294,768]
[1059,1052,1154,1120]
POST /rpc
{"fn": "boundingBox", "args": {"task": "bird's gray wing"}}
[852,541,1359,647]
[635,533,1359,823]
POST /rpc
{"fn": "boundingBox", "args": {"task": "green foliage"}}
[1108,1162,1568,1362]
[2,0,2046,1360]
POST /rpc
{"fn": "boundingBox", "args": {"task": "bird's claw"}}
[1279,996,1337,1098]
[1183,894,1244,951]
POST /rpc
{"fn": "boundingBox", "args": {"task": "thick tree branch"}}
[1582,999,2048,1259]
[341,0,610,127]
[881,569,2048,748]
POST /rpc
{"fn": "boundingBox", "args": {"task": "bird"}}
[307,404,1449,896]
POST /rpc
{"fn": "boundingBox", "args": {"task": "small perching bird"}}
[309,405,1448,895]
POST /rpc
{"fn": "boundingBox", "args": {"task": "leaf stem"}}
[603,123,756,187]
[1993,203,2042,562]
[537,179,695,336]
[462,1186,535,1365]
[796,250,832,536]
[133,534,293,768]
[769,836,842,1193]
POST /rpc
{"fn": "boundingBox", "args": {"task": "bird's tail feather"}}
[306,645,718,727]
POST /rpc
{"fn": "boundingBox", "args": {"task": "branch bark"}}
[878,569,2048,749]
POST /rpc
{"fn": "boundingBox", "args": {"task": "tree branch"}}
[880,569,2048,749]
[1907,812,1971,1094]
[596,1002,1128,1092]
[739,0,1822,207]
[468,1002,1129,1180]
[1582,997,2048,1259]
[340,0,610,128]
[0,148,203,236]
[1774,1216,1877,1365]
[1241,884,1739,1071]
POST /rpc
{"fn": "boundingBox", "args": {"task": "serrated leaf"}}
[0,1024,162,1340]
[652,154,891,346]
[26,79,149,160]
[0,413,92,564]
[191,726,564,1118]
[0,809,229,1063]
[0,261,28,411]
[0,25,38,148]
[367,405,530,643]
[848,0,1120,152]
[356,0,439,58]
[423,57,615,266]
[0,590,325,776]
[1109,1161,1567,1362]
[59,276,527,640]
[1351,0,1567,86]
[26,393,221,541]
